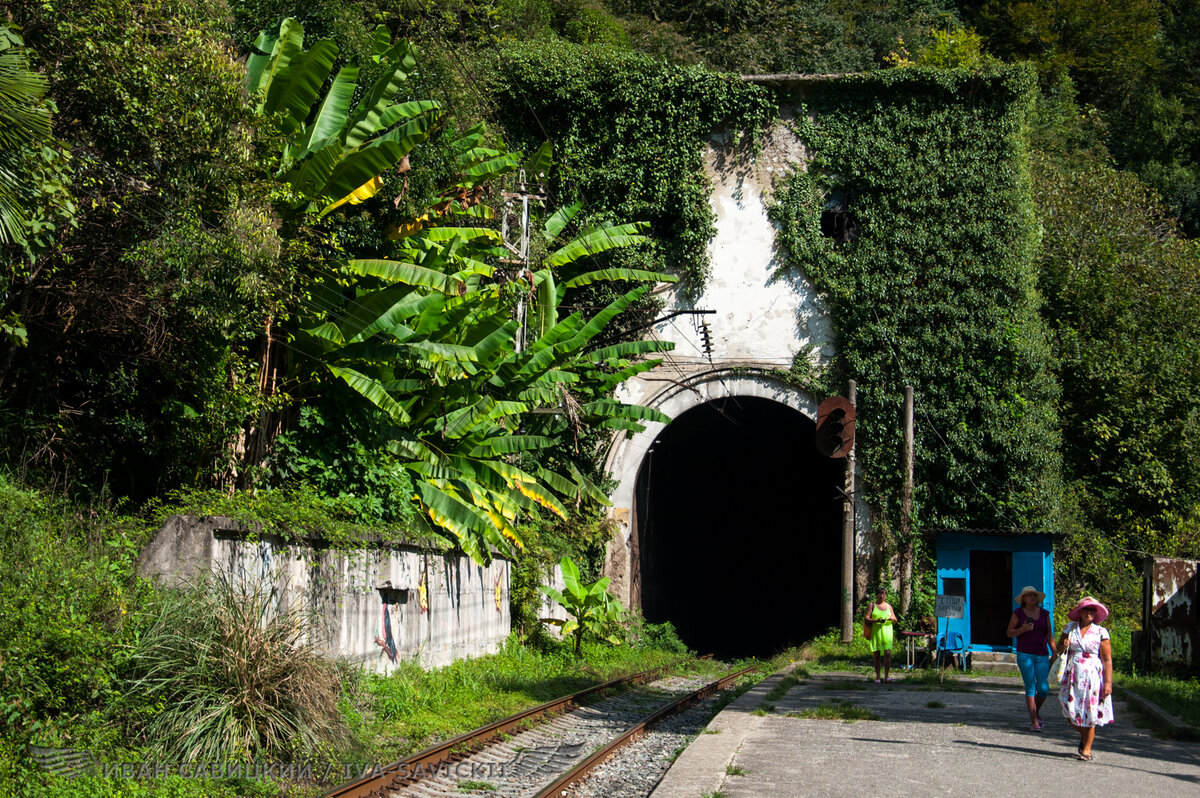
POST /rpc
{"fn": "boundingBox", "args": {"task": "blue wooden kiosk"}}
[935,530,1056,660]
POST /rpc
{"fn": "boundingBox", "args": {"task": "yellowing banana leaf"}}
[322,173,385,215]
[415,481,490,564]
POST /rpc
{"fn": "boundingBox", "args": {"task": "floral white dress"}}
[1058,621,1113,727]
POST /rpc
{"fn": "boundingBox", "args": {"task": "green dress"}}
[868,605,894,652]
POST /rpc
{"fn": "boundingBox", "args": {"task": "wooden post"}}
[900,384,914,615]
[840,380,857,643]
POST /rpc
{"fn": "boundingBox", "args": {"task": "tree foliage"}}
[0,0,1196,608]
[1035,155,1200,593]
[2,0,283,500]
[300,178,676,561]
[239,18,676,560]
[0,25,52,248]
[962,0,1200,235]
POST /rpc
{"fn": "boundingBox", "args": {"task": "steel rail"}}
[322,660,688,798]
[530,665,756,798]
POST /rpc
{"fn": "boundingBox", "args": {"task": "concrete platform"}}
[652,666,1200,797]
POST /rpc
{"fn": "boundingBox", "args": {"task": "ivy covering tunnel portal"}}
[634,396,844,658]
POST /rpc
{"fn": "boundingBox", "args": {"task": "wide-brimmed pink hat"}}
[1067,596,1109,623]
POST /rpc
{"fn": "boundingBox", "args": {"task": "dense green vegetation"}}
[0,478,700,795]
[3,0,1200,793]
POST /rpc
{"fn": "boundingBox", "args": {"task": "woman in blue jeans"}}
[1006,586,1055,730]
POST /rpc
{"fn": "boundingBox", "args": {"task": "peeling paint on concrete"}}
[1143,555,1199,668]
[139,516,510,672]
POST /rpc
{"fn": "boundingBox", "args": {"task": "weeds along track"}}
[326,662,755,798]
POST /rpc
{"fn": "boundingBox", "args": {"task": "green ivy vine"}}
[770,64,1064,541]
[489,41,776,294]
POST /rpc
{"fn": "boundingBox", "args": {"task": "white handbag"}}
[1048,627,1075,686]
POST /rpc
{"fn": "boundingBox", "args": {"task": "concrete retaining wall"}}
[138,516,511,672]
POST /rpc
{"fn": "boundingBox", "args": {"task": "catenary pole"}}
[841,380,857,643]
[900,384,914,615]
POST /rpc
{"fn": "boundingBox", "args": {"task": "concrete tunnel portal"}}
[634,396,845,658]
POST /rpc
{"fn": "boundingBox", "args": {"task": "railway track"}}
[325,661,755,798]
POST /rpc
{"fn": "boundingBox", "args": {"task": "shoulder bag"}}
[1048,626,1074,686]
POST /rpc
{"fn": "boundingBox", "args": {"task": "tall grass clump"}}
[124,574,352,763]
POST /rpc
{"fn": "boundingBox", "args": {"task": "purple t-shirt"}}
[1014,607,1051,655]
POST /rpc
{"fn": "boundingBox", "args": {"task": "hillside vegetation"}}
[2,0,1199,792]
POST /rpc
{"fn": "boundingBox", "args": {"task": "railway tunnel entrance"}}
[634,395,844,658]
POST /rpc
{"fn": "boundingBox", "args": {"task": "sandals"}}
[1030,721,1043,731]
[1077,753,1093,761]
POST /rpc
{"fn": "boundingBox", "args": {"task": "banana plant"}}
[299,143,677,564]
[539,556,626,655]
[303,264,674,563]
[0,26,52,247]
[247,18,442,216]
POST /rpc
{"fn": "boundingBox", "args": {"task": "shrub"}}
[123,573,352,762]
[0,480,146,742]
[628,615,689,655]
[539,557,626,655]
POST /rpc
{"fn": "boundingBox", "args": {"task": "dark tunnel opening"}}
[634,395,845,658]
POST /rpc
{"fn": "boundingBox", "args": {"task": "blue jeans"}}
[1016,651,1050,698]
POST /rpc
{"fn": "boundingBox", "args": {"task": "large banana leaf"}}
[284,144,341,202]
[565,285,654,350]
[345,38,418,148]
[251,19,439,214]
[469,435,555,457]
[586,339,675,362]
[542,201,580,243]
[415,481,491,564]
[529,270,558,341]
[329,366,412,423]
[544,222,650,268]
[560,268,677,292]
[246,19,303,101]
[265,40,339,136]
[568,462,613,507]
[292,62,358,155]
[346,258,457,293]
[319,119,438,213]
[581,399,671,424]
[376,99,441,130]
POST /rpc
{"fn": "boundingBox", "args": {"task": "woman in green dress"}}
[865,588,898,682]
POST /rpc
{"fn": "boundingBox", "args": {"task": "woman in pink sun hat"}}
[1056,596,1113,761]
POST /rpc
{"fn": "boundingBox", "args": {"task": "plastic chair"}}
[937,631,966,670]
